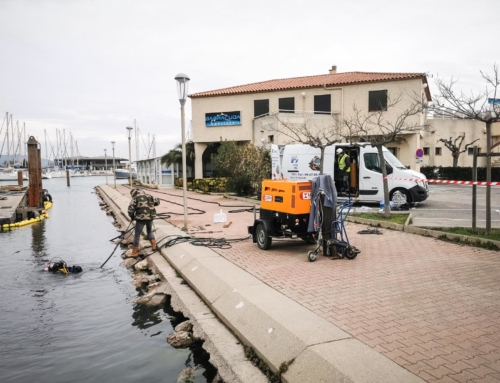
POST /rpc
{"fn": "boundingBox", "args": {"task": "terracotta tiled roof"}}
[190,72,431,100]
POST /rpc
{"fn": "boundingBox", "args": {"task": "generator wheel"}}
[307,251,317,262]
[256,223,272,250]
[345,246,359,260]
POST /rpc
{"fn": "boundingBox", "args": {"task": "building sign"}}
[488,98,500,105]
[205,111,241,127]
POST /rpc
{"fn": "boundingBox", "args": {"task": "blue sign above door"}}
[205,111,241,127]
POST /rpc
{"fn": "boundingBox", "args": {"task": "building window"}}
[423,147,430,155]
[468,147,481,155]
[368,90,388,111]
[435,147,442,155]
[268,135,274,143]
[314,95,331,115]
[387,147,397,157]
[279,97,295,113]
[254,99,269,118]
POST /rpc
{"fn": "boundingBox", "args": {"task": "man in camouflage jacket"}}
[128,188,160,257]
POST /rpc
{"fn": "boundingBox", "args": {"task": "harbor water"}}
[0,177,216,383]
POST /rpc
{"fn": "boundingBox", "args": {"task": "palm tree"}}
[161,141,195,171]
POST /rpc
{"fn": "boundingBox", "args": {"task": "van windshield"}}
[383,151,407,170]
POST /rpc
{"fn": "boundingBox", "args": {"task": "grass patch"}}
[353,213,409,225]
[436,234,499,251]
[432,227,500,242]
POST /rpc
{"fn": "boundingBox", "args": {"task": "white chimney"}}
[329,65,337,75]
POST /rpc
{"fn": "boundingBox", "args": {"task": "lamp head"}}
[126,126,133,138]
[175,73,190,105]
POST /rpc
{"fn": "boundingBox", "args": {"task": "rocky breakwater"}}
[122,251,197,347]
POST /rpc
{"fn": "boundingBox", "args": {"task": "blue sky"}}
[0,0,498,161]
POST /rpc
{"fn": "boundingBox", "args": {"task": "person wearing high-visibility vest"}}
[336,148,351,193]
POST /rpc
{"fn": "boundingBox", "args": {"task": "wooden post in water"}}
[66,170,70,187]
[27,136,42,207]
[37,147,43,201]
[17,171,23,187]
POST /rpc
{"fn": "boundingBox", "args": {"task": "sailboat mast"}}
[63,129,67,167]
[15,121,21,166]
[6,113,10,167]
[75,141,79,166]
[55,129,59,167]
[23,123,26,166]
[153,134,156,158]
[44,129,48,167]
[134,119,139,163]
[70,133,74,167]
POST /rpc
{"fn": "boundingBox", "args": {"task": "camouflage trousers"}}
[134,219,154,247]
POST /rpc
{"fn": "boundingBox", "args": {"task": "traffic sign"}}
[415,148,424,158]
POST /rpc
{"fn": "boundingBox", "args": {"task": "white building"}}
[188,66,500,178]
[135,157,191,187]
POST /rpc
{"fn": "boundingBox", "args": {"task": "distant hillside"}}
[0,155,51,167]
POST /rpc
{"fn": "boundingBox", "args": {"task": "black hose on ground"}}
[127,234,251,268]
[100,220,134,268]
[123,185,259,214]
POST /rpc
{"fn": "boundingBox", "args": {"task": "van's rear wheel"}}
[256,223,272,250]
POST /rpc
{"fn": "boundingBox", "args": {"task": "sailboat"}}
[0,168,28,181]
[0,112,29,181]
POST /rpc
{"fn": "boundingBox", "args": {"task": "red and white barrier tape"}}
[383,178,500,186]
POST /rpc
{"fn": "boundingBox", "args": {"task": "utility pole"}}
[127,126,133,185]
[111,141,116,189]
[472,146,478,233]
[104,149,108,185]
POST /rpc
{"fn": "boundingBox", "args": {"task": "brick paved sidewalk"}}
[122,185,500,383]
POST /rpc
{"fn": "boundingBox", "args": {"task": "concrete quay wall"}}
[98,184,424,383]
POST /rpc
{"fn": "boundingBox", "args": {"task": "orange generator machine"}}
[248,179,314,250]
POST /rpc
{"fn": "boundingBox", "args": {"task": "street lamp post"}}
[111,141,116,189]
[175,73,190,230]
[126,127,133,186]
[104,149,108,185]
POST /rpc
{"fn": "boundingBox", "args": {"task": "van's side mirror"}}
[386,164,393,175]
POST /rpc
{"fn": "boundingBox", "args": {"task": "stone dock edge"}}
[97,185,424,383]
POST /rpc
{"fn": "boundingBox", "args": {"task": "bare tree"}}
[438,134,479,167]
[431,64,500,234]
[342,93,426,218]
[263,112,340,174]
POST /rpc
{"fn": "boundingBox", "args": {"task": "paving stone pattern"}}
[118,185,500,382]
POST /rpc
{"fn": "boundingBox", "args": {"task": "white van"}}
[279,144,429,204]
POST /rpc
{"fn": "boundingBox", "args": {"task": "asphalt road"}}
[410,184,500,228]
[354,184,500,228]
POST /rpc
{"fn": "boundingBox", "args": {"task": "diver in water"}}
[45,258,82,274]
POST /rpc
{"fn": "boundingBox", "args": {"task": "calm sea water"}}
[0,177,216,383]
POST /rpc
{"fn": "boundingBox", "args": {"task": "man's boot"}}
[150,239,157,251]
[130,246,139,257]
